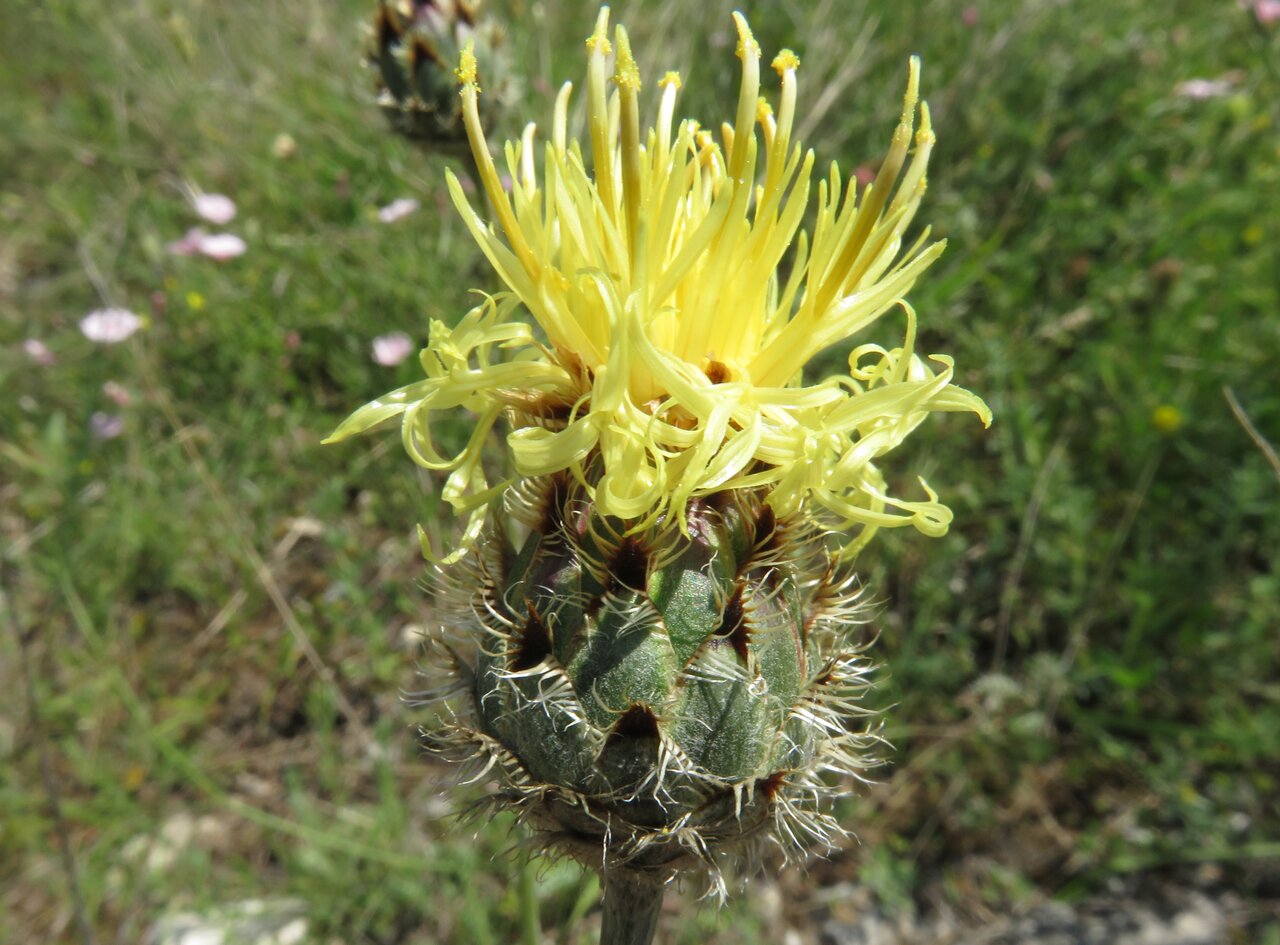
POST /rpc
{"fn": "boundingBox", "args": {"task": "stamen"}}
[656,72,682,159]
[519,123,538,194]
[766,51,799,200]
[614,26,643,264]
[728,13,761,182]
[553,81,573,154]
[747,56,931,386]
[808,56,923,323]
[586,8,617,224]
[757,97,775,153]
[888,101,934,218]
[457,42,539,279]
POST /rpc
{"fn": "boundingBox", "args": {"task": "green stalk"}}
[519,852,541,945]
[599,869,664,945]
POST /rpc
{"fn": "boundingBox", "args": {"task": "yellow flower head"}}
[328,8,990,562]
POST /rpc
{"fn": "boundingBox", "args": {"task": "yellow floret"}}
[329,8,991,562]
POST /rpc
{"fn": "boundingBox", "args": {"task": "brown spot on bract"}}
[810,662,838,689]
[758,770,789,801]
[703,490,734,512]
[375,6,401,47]
[714,584,751,665]
[608,536,650,593]
[538,473,571,537]
[752,504,777,555]
[609,704,661,742]
[510,604,552,671]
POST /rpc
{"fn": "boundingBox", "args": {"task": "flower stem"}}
[519,851,541,945]
[599,869,664,945]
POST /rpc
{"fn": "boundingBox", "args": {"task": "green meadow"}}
[3,0,1278,941]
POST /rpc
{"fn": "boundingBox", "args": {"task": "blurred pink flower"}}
[193,193,237,224]
[80,308,143,344]
[1174,78,1235,100]
[168,228,247,260]
[167,227,205,256]
[103,380,132,407]
[90,412,125,440]
[372,331,414,366]
[197,233,247,260]
[962,5,979,26]
[284,329,301,351]
[853,163,877,188]
[378,198,420,223]
[23,338,56,366]
[1257,0,1280,24]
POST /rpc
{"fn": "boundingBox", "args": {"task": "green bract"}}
[368,0,509,149]
[421,474,878,886]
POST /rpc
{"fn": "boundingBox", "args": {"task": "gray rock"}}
[818,887,1228,945]
[970,890,1225,945]
[146,899,309,945]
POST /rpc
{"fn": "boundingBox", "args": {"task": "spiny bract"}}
[368,0,509,148]
[420,472,878,883]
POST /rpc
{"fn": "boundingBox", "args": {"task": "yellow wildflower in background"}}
[328,7,990,561]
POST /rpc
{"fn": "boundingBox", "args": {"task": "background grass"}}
[2,0,1278,942]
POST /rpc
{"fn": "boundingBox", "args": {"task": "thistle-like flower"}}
[368,0,510,150]
[331,8,988,940]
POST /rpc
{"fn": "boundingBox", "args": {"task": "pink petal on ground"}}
[90,412,125,440]
[378,198,420,223]
[193,193,237,224]
[167,227,206,256]
[371,332,414,366]
[1174,78,1234,100]
[80,308,143,344]
[103,380,132,407]
[23,338,56,366]
[196,233,247,260]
